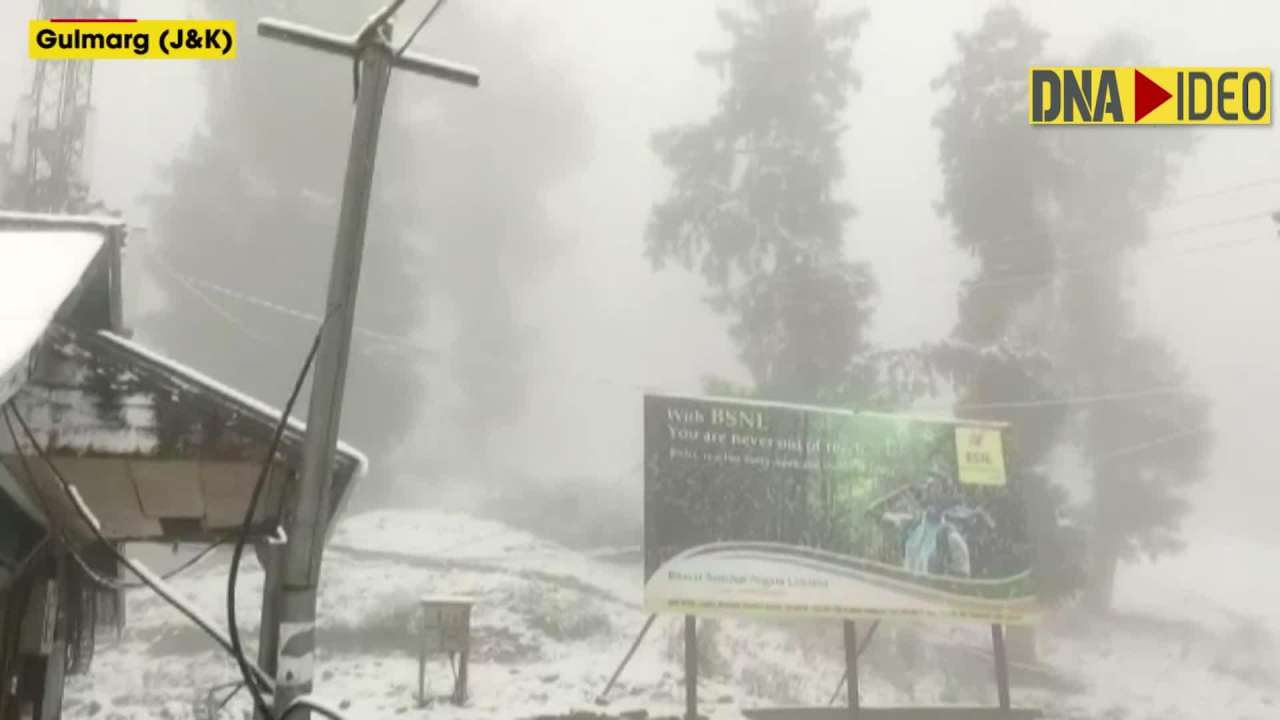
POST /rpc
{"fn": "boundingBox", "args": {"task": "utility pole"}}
[257,6,478,717]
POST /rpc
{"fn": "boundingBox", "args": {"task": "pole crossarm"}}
[257,18,480,87]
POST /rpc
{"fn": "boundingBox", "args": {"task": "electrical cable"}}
[397,0,446,58]
[134,224,1274,404]
[937,384,1193,412]
[213,681,245,715]
[121,250,1241,421]
[226,317,329,720]
[2,406,132,593]
[6,402,276,693]
[152,535,232,582]
[147,253,1229,417]
[1094,422,1213,464]
[352,0,409,101]
[143,246,438,361]
[962,232,1274,291]
[5,404,231,590]
[1155,175,1280,209]
[142,252,1210,406]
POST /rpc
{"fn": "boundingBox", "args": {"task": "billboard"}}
[643,394,1037,624]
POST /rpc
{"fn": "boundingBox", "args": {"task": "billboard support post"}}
[842,620,860,718]
[684,615,698,720]
[991,623,1011,711]
[596,614,657,704]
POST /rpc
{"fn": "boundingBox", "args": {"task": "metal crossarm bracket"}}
[257,18,480,87]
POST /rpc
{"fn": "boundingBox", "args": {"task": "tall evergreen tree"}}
[932,6,1083,607]
[1050,34,1211,611]
[647,0,875,406]
[934,14,1212,612]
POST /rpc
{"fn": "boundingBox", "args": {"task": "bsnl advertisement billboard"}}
[643,394,1037,624]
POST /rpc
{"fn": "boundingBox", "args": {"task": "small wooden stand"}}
[417,596,473,706]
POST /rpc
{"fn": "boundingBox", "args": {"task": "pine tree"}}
[647,0,875,407]
[933,14,1212,613]
[1050,34,1211,611]
[932,7,1084,612]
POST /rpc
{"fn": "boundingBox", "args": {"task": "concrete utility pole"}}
[257,6,478,717]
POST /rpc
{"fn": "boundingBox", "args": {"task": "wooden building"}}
[0,212,366,719]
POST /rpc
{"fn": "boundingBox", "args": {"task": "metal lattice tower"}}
[1,0,119,213]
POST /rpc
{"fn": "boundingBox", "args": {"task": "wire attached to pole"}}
[4,402,276,692]
[351,0,409,101]
[227,316,331,720]
[397,0,446,58]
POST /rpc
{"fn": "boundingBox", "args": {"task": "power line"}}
[4,402,277,692]
[226,310,330,720]
[170,271,286,348]
[966,232,1275,291]
[133,228,1271,422]
[144,246,440,360]
[1095,422,1212,463]
[139,221,1269,375]
[140,243,669,392]
[939,384,1194,412]
[1155,176,1280,209]
[397,0,446,58]
[1159,210,1275,238]
[138,198,1278,346]
[145,248,1227,412]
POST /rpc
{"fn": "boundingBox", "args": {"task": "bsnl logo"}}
[1029,67,1270,125]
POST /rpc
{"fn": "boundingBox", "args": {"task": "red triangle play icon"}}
[1134,70,1172,122]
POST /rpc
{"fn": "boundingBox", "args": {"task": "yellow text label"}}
[1028,67,1269,125]
[29,19,236,60]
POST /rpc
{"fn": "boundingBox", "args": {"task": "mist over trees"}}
[143,0,587,502]
[923,10,1213,610]
[1051,34,1211,611]
[647,0,877,407]
[649,2,1212,614]
[931,6,1082,604]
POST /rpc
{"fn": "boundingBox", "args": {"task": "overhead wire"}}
[134,186,1280,350]
[397,0,447,58]
[139,235,1254,410]
[157,255,1218,413]
[3,405,136,592]
[351,0,409,101]
[1155,176,1280,209]
[226,312,330,719]
[1094,422,1213,463]
[3,404,233,590]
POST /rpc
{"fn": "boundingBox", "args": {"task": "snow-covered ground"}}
[64,510,1278,720]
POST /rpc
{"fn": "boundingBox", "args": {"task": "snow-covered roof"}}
[0,226,105,406]
[94,330,370,478]
[0,209,125,234]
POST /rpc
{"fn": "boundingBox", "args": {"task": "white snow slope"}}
[63,510,1278,720]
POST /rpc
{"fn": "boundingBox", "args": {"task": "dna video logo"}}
[1029,67,1270,125]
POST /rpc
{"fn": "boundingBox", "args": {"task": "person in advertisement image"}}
[871,468,1000,581]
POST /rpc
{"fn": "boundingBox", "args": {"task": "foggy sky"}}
[1,0,1278,545]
